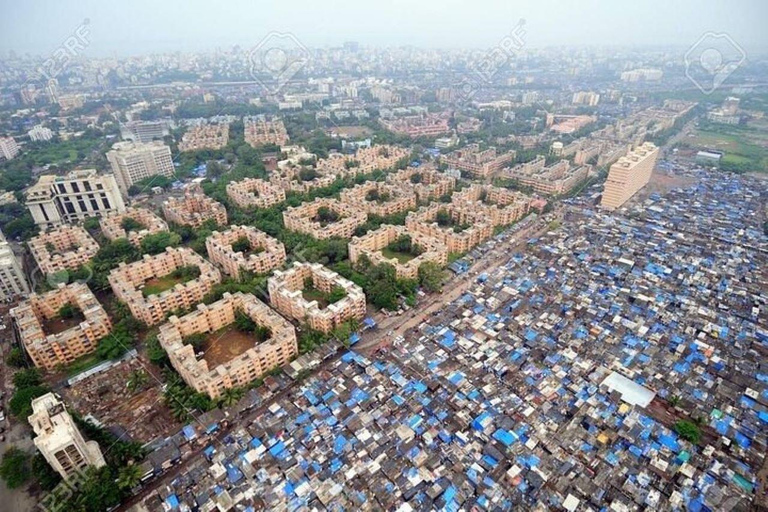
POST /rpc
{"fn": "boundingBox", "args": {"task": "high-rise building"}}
[119,120,171,143]
[28,393,106,480]
[45,79,60,104]
[0,136,20,160]
[0,230,29,300]
[25,169,126,227]
[29,124,55,142]
[600,142,659,210]
[106,141,174,196]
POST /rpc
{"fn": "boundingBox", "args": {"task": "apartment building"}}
[0,136,20,160]
[29,125,55,142]
[99,207,169,247]
[226,178,286,209]
[349,225,447,280]
[315,145,408,178]
[162,194,227,228]
[120,120,171,143]
[28,393,106,480]
[25,170,126,228]
[268,262,366,333]
[106,141,175,196]
[600,142,659,210]
[441,144,515,178]
[405,204,493,254]
[108,247,222,326]
[387,166,456,202]
[451,185,532,227]
[158,292,297,398]
[0,230,30,300]
[574,144,601,165]
[178,123,230,152]
[379,114,451,138]
[29,226,100,276]
[206,226,286,280]
[283,198,367,240]
[502,157,591,196]
[572,91,600,106]
[244,117,290,148]
[339,181,416,217]
[11,283,111,370]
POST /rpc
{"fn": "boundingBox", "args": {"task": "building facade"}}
[502,157,591,196]
[99,207,169,247]
[206,225,286,280]
[600,142,660,210]
[283,198,367,240]
[405,204,493,254]
[339,181,417,217]
[29,226,100,275]
[451,185,532,227]
[106,141,175,196]
[162,194,228,228]
[226,178,286,209]
[387,166,456,202]
[0,136,20,160]
[0,230,30,300]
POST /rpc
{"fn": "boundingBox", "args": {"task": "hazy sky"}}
[1,0,766,57]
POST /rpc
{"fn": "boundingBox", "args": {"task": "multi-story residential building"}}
[283,198,367,240]
[99,207,169,247]
[572,91,600,106]
[550,115,596,135]
[0,136,20,160]
[162,194,228,228]
[158,292,297,398]
[379,113,451,138]
[28,125,55,142]
[339,181,416,217]
[451,185,532,227]
[387,166,456,202]
[226,178,286,209]
[441,144,515,178]
[29,226,100,276]
[405,204,493,254]
[501,157,591,196]
[25,170,126,228]
[108,247,222,326]
[574,144,601,165]
[600,142,659,210]
[244,117,290,148]
[120,120,171,143]
[315,145,408,178]
[106,141,175,196]
[58,94,84,111]
[349,225,448,280]
[0,230,30,299]
[178,123,230,152]
[206,226,286,280]
[11,283,111,370]
[268,262,366,333]
[28,393,106,480]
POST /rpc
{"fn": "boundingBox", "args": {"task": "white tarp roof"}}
[601,371,656,407]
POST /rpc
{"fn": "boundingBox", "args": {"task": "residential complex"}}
[450,184,532,226]
[339,181,416,217]
[268,262,366,333]
[502,156,591,196]
[387,166,456,201]
[158,292,297,398]
[441,144,515,178]
[106,141,175,196]
[120,120,171,143]
[379,113,451,138]
[108,247,222,326]
[349,225,447,280]
[283,198,367,240]
[405,203,493,254]
[28,226,100,275]
[0,136,19,160]
[25,170,126,227]
[244,117,290,147]
[315,145,408,177]
[226,178,286,209]
[205,225,286,279]
[162,194,228,228]
[28,124,54,142]
[28,393,106,480]
[178,123,230,152]
[11,283,112,370]
[600,142,660,210]
[0,229,30,300]
[99,207,169,247]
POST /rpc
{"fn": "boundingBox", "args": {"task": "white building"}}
[106,141,175,196]
[25,169,126,228]
[28,393,106,480]
[120,120,171,143]
[0,136,20,160]
[0,230,29,299]
[29,125,55,142]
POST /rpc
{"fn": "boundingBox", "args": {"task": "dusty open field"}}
[202,326,258,368]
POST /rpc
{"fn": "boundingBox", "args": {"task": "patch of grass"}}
[142,266,200,297]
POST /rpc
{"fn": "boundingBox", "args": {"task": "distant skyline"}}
[1,0,766,57]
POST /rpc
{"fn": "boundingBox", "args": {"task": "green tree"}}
[31,453,61,491]
[219,386,245,407]
[0,447,30,489]
[12,368,42,388]
[674,420,702,444]
[418,261,446,293]
[117,463,143,490]
[140,231,182,254]
[9,385,50,418]
[6,347,26,368]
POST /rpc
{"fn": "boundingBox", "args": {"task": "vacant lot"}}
[202,326,258,367]
[142,274,189,296]
[41,315,83,335]
[381,247,417,264]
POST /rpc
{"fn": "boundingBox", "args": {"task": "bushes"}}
[140,231,182,255]
[674,420,702,444]
[9,385,50,418]
[0,447,30,489]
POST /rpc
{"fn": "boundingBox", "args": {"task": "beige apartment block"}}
[162,194,228,228]
[108,247,222,326]
[283,198,367,240]
[29,226,100,275]
[106,141,174,196]
[244,117,290,148]
[11,283,112,370]
[206,225,286,279]
[28,393,106,480]
[340,181,416,217]
[387,166,456,202]
[158,292,297,398]
[316,145,408,178]
[178,123,230,152]
[268,262,366,333]
[441,144,515,178]
[349,225,447,280]
[451,185,532,227]
[379,114,451,138]
[502,156,591,196]
[226,178,286,209]
[269,166,338,194]
[99,207,169,247]
[600,142,659,210]
[405,204,493,254]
